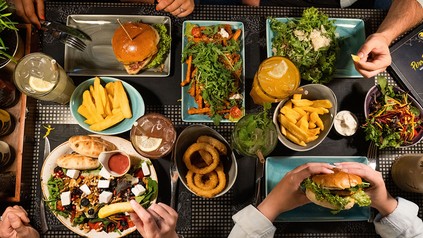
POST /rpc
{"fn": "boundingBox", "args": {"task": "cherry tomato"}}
[88,221,103,230]
[134,168,144,179]
[191,27,202,38]
[230,106,242,119]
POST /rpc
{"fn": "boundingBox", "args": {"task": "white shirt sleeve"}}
[228,205,276,238]
[374,197,423,238]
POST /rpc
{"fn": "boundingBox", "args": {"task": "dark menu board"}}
[388,23,423,107]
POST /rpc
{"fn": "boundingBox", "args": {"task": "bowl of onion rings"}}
[174,125,238,198]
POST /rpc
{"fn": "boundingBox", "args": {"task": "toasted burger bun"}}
[305,189,355,210]
[111,22,160,75]
[311,168,362,190]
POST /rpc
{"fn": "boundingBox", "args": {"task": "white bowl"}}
[272,84,337,151]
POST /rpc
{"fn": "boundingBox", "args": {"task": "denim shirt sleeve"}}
[228,205,276,238]
[374,197,423,238]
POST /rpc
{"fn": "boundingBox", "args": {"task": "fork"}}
[367,141,378,170]
[169,152,179,210]
[51,30,87,52]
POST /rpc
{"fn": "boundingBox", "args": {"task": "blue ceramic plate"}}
[266,18,365,78]
[181,20,245,123]
[70,76,145,135]
[265,156,371,222]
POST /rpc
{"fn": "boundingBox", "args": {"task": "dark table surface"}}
[7,2,423,238]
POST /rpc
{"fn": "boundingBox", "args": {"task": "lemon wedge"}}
[29,76,55,93]
[268,59,288,79]
[134,135,162,152]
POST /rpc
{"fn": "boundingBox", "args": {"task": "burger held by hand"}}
[302,168,372,212]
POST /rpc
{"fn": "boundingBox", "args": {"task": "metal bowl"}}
[174,124,238,198]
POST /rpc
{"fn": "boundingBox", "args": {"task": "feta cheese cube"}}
[99,167,111,179]
[66,169,80,179]
[60,191,71,206]
[98,180,110,188]
[79,184,91,195]
[131,184,146,196]
[99,191,113,204]
[141,162,150,177]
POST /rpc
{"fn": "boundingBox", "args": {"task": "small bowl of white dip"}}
[333,111,358,136]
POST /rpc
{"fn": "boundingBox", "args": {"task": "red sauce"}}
[108,153,129,175]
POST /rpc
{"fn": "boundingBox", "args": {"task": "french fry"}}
[90,111,125,131]
[81,90,103,123]
[93,77,104,116]
[105,82,114,96]
[281,106,301,120]
[181,55,193,86]
[311,99,333,109]
[292,107,307,117]
[280,125,287,136]
[115,81,132,119]
[285,130,306,146]
[310,112,324,130]
[292,94,302,100]
[291,99,313,107]
[300,106,328,115]
[280,115,308,142]
[232,29,242,41]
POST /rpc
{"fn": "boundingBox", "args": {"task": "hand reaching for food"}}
[156,0,195,17]
[129,201,179,238]
[0,206,39,238]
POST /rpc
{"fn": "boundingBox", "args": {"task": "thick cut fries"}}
[77,77,132,131]
[278,94,332,146]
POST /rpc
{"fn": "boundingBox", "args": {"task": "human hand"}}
[334,162,397,217]
[353,33,392,78]
[257,163,335,221]
[12,0,45,29]
[155,0,194,17]
[129,200,179,238]
[0,206,39,238]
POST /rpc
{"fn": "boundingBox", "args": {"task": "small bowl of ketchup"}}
[98,150,131,177]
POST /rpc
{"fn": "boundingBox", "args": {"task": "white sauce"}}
[218,28,229,38]
[309,26,332,51]
[334,111,358,136]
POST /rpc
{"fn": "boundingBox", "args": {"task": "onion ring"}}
[197,136,227,155]
[186,163,226,198]
[198,149,213,165]
[193,171,219,190]
[183,142,220,174]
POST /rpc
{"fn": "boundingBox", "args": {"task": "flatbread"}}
[69,135,117,158]
[56,153,100,170]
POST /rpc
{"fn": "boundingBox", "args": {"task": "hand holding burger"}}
[257,163,335,222]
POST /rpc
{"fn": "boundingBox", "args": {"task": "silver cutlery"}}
[169,153,179,210]
[367,141,378,170]
[40,136,50,234]
[252,157,265,206]
[41,20,90,52]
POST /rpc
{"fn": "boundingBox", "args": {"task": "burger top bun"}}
[111,22,159,64]
[305,189,355,210]
[311,168,362,190]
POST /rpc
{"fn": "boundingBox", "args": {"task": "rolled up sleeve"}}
[374,197,423,238]
[229,205,276,238]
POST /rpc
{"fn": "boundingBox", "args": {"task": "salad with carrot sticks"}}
[363,77,423,149]
[181,23,244,124]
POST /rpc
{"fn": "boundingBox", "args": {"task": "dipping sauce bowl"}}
[98,150,131,177]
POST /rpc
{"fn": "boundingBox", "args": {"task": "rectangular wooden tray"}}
[1,24,31,202]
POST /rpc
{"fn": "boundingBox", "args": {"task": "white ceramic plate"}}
[40,135,158,237]
[65,15,171,77]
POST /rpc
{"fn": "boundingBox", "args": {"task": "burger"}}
[111,22,171,75]
[302,168,371,212]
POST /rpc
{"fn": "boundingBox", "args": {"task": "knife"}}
[40,20,92,41]
[252,157,265,206]
[169,152,179,210]
[40,136,50,234]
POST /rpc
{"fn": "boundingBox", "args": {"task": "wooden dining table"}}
[6,1,423,237]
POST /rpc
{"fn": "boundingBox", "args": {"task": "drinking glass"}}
[13,52,75,104]
[231,113,278,161]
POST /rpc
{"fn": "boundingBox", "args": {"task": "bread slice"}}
[68,135,117,158]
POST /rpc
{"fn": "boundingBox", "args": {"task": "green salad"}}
[269,7,338,84]
[147,23,171,69]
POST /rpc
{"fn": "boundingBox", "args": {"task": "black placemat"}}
[25,2,413,238]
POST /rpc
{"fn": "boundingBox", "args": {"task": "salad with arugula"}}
[363,77,423,148]
[269,7,338,84]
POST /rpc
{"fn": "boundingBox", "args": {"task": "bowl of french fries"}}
[70,76,145,135]
[273,84,337,151]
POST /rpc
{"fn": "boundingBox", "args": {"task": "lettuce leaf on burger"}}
[111,22,171,75]
[302,168,371,213]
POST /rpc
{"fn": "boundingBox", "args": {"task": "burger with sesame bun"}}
[112,22,171,75]
[302,168,371,212]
